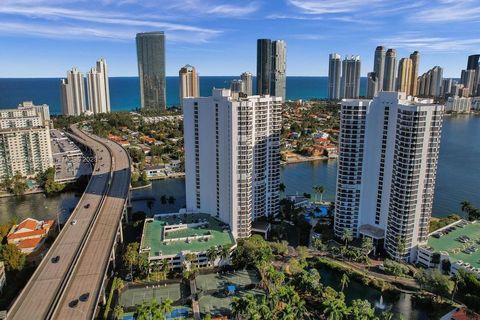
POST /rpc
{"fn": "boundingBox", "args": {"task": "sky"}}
[0,0,479,78]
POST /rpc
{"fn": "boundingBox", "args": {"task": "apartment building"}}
[334,92,444,261]
[0,102,53,178]
[183,89,281,238]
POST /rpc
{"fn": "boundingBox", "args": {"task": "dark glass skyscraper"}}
[256,39,287,100]
[256,39,272,96]
[467,54,480,70]
[136,32,166,109]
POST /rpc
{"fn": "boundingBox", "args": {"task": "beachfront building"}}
[240,72,253,96]
[179,64,200,103]
[183,89,281,239]
[334,91,444,262]
[86,59,111,114]
[60,67,86,116]
[257,39,287,101]
[139,213,235,269]
[136,31,166,110]
[0,102,53,178]
[417,220,480,277]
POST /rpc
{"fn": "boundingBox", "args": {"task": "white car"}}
[71,220,77,225]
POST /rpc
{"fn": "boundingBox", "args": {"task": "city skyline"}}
[0,0,479,78]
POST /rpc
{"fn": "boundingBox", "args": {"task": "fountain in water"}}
[375,295,386,310]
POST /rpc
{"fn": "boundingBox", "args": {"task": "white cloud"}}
[0,5,221,42]
[378,33,480,52]
[206,3,259,17]
[286,0,383,14]
[413,0,480,22]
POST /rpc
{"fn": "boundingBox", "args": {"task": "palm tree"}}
[160,298,173,315]
[317,185,325,203]
[396,236,407,262]
[113,305,124,320]
[341,228,353,249]
[381,312,395,320]
[218,245,230,267]
[279,183,286,192]
[361,237,374,256]
[206,246,219,267]
[461,200,472,213]
[340,273,350,292]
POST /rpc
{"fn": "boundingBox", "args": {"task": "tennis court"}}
[195,269,259,293]
[119,282,189,308]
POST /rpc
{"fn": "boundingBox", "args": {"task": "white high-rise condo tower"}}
[341,56,361,99]
[60,68,86,116]
[373,46,385,93]
[383,49,397,91]
[183,89,281,238]
[87,59,111,114]
[334,92,444,261]
[328,53,342,100]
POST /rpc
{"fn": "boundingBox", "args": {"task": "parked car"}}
[51,256,60,263]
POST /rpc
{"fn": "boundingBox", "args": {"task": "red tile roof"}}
[17,237,43,250]
[451,308,480,320]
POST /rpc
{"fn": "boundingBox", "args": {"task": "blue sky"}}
[0,0,479,78]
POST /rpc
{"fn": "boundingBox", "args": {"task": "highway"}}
[7,125,130,320]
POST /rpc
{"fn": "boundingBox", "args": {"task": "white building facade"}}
[87,59,111,114]
[60,68,86,116]
[183,89,281,238]
[0,102,53,178]
[446,96,472,113]
[334,92,444,261]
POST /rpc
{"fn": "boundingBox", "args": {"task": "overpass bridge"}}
[7,125,131,319]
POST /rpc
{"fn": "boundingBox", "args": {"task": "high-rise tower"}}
[397,58,413,94]
[256,39,287,100]
[183,89,281,238]
[86,59,110,114]
[341,56,361,99]
[136,32,166,109]
[373,46,385,93]
[240,72,253,96]
[328,53,342,100]
[179,64,199,103]
[383,49,397,91]
[335,92,444,261]
[60,67,86,116]
[409,51,420,96]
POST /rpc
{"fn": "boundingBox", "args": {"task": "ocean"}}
[0,76,367,113]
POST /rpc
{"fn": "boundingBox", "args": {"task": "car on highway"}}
[69,299,79,308]
[71,220,77,225]
[84,203,90,209]
[51,256,60,263]
[79,293,90,302]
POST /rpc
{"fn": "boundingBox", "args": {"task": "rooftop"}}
[141,213,235,257]
[426,220,480,270]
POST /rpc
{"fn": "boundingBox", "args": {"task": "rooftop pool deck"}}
[142,213,236,257]
[427,221,480,269]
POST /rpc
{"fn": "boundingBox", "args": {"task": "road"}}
[7,125,130,320]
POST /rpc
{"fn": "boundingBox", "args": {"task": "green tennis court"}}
[119,282,188,308]
[195,269,259,293]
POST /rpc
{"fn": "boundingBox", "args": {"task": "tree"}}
[0,243,26,271]
[113,305,124,320]
[12,172,27,196]
[350,299,376,320]
[361,237,374,256]
[396,237,407,262]
[296,246,310,262]
[279,183,286,192]
[123,242,140,277]
[340,273,349,292]
[206,246,218,266]
[218,245,230,266]
[415,269,454,300]
[322,287,349,320]
[312,185,325,203]
[341,228,353,249]
[312,238,326,251]
[167,196,175,204]
[0,222,14,239]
